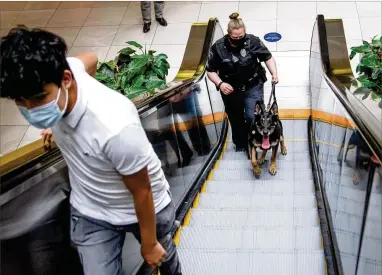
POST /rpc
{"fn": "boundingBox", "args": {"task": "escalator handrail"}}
[0,18,220,181]
[317,15,382,164]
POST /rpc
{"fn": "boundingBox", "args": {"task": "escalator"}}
[1,15,381,275]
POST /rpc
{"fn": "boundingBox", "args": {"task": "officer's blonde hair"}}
[227,12,246,34]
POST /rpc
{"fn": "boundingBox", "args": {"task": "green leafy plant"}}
[95,41,170,100]
[349,36,382,104]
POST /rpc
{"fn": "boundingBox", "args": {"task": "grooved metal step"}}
[217,159,312,170]
[197,193,317,209]
[205,180,315,194]
[212,167,313,181]
[179,226,323,250]
[188,209,319,228]
[178,249,326,275]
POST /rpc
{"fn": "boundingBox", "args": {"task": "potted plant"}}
[349,36,382,108]
[95,41,170,102]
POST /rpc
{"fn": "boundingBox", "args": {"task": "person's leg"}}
[221,91,247,150]
[130,199,182,275]
[70,207,125,275]
[154,1,168,26]
[141,1,152,33]
[244,83,264,125]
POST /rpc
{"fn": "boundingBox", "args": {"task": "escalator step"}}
[205,180,315,194]
[188,209,319,228]
[177,249,326,275]
[211,168,313,181]
[179,226,323,250]
[222,151,311,162]
[197,193,317,209]
[217,159,312,170]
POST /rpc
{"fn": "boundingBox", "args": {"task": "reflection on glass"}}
[309,18,382,275]
[170,84,211,188]
[357,163,382,275]
[141,102,186,206]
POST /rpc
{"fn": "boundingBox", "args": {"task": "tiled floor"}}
[0,1,381,156]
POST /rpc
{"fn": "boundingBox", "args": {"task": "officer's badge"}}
[240,48,247,57]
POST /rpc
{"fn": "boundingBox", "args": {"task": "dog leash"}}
[266,81,277,111]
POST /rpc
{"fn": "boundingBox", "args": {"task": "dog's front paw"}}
[258,157,266,165]
[269,163,277,175]
[281,145,287,156]
[252,163,261,178]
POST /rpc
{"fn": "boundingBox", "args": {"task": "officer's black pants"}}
[221,91,248,149]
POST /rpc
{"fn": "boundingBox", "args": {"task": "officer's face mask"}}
[229,34,246,48]
[18,87,69,129]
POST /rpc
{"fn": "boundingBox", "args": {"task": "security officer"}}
[207,12,279,152]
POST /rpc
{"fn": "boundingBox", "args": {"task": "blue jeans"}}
[70,199,181,275]
[244,83,264,125]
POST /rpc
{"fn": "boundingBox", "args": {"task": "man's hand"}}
[141,241,167,269]
[220,82,234,95]
[272,74,279,84]
[41,128,52,144]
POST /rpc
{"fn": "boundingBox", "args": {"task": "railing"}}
[0,18,228,275]
[310,15,382,275]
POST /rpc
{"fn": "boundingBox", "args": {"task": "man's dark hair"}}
[0,25,71,100]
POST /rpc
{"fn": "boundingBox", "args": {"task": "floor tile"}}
[105,45,126,62]
[342,18,363,40]
[245,20,277,41]
[277,19,315,42]
[121,2,151,25]
[275,56,310,87]
[58,1,94,9]
[68,46,110,62]
[164,3,201,24]
[277,2,317,20]
[317,2,358,19]
[113,24,156,46]
[47,8,91,27]
[23,1,60,10]
[93,1,130,8]
[238,2,277,21]
[277,42,311,51]
[360,17,382,40]
[73,26,118,47]
[167,68,180,82]
[356,2,382,18]
[0,11,20,29]
[44,27,81,47]
[0,126,28,155]
[84,7,127,26]
[0,99,29,126]
[198,2,239,22]
[1,29,9,37]
[12,10,55,28]
[18,125,42,148]
[152,23,192,45]
[150,44,187,69]
[0,1,27,11]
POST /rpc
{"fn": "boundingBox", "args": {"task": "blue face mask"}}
[18,88,69,129]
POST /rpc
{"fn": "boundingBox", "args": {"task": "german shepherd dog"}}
[248,87,287,177]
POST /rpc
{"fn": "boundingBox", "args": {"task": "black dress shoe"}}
[143,22,151,33]
[156,17,167,26]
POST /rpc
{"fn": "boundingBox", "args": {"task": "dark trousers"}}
[221,83,264,149]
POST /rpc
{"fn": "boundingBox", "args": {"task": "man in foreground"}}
[0,26,182,275]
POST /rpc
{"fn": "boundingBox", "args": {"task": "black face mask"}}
[229,35,246,48]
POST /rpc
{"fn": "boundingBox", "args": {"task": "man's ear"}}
[270,101,278,115]
[254,100,263,115]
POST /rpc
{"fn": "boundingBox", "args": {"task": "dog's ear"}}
[270,101,279,116]
[254,101,263,115]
